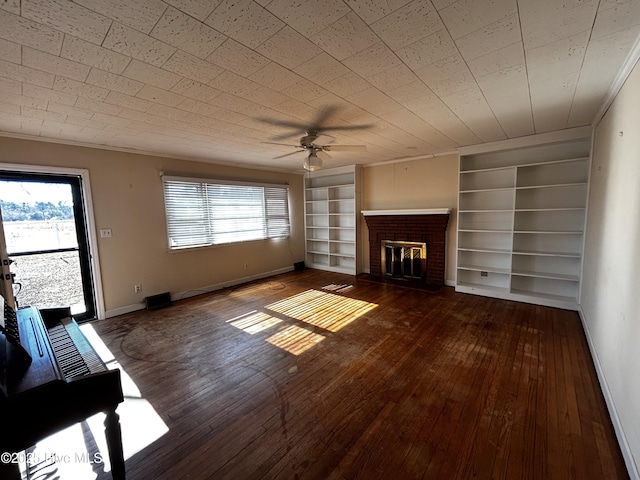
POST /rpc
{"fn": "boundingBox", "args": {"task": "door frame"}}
[0,162,105,319]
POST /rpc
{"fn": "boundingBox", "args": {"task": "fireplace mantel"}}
[362,208,451,216]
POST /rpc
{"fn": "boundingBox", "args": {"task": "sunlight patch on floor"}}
[265,289,378,332]
[226,310,283,334]
[265,324,325,355]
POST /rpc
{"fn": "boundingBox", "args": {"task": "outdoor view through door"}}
[0,173,95,320]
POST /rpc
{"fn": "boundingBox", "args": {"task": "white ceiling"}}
[0,0,639,172]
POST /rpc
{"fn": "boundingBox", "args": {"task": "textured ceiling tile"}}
[75,96,123,115]
[518,0,598,26]
[21,106,68,123]
[0,77,23,95]
[206,38,270,77]
[209,92,257,113]
[47,102,94,119]
[521,6,596,49]
[265,0,350,37]
[440,0,517,39]
[529,72,579,132]
[256,26,322,69]
[211,70,263,96]
[441,85,507,142]
[147,103,191,121]
[21,0,111,46]
[343,42,402,78]
[163,0,221,21]
[162,50,225,84]
[0,102,20,116]
[396,30,458,70]
[466,41,524,77]
[323,71,372,98]
[0,0,19,14]
[103,23,176,67]
[91,112,133,127]
[346,87,404,116]
[369,64,420,92]
[526,32,589,83]
[86,68,144,95]
[0,90,49,109]
[23,84,77,106]
[22,47,91,82]
[456,14,521,60]
[380,108,458,149]
[386,80,439,106]
[343,0,412,25]
[415,54,476,97]
[311,12,378,61]
[371,0,443,50]
[280,79,329,103]
[249,62,302,91]
[61,35,131,75]
[0,10,63,55]
[0,38,20,64]
[205,0,284,49]
[239,86,289,109]
[476,63,529,97]
[481,89,535,138]
[591,0,640,38]
[105,91,153,112]
[294,52,350,85]
[136,85,187,107]
[432,0,457,9]
[413,101,482,146]
[150,7,226,59]
[122,59,182,90]
[170,78,222,103]
[73,0,167,34]
[53,77,109,101]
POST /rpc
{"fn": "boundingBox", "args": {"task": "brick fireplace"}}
[363,209,451,287]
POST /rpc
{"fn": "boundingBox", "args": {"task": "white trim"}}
[457,126,592,156]
[362,208,451,216]
[592,33,640,129]
[0,162,105,319]
[578,306,640,480]
[363,151,458,168]
[103,266,294,318]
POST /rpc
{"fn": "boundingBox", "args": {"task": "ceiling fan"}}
[258,106,372,171]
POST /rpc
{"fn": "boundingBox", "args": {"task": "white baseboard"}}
[578,306,639,480]
[104,266,294,319]
[445,279,455,287]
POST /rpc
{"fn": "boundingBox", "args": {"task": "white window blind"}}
[163,176,290,249]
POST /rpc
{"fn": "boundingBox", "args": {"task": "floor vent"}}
[145,292,172,310]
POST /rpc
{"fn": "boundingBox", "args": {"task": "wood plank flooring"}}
[40,269,631,479]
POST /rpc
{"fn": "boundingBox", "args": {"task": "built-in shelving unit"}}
[304,165,361,275]
[456,137,591,310]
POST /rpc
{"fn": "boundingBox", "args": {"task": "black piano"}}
[0,295,125,479]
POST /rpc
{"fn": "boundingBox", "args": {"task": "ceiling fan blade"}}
[262,141,300,147]
[309,105,339,131]
[316,150,331,161]
[273,150,305,159]
[320,123,375,132]
[322,145,367,152]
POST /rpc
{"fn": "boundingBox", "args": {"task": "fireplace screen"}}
[381,240,427,280]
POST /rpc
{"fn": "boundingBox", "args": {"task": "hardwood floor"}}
[58,270,632,478]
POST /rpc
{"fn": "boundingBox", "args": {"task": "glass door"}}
[0,172,96,320]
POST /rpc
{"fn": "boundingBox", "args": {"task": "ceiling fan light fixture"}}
[304,151,323,171]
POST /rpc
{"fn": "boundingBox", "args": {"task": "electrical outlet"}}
[134,284,142,293]
[100,228,112,238]
[480,271,488,277]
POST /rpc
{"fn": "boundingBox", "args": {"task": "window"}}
[162,176,290,250]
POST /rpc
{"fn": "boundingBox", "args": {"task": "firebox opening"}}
[381,240,427,281]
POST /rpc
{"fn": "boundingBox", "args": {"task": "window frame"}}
[162,175,290,251]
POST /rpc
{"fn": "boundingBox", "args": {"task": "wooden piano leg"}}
[104,409,125,480]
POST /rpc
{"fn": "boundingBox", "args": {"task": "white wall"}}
[581,60,640,477]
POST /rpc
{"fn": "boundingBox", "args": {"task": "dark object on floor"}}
[145,292,173,310]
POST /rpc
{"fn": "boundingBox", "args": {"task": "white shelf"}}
[304,166,361,275]
[456,138,590,310]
